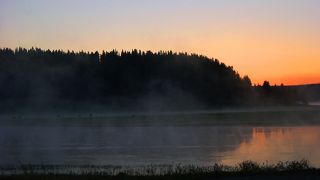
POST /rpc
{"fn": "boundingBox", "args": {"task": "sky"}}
[0,0,319,85]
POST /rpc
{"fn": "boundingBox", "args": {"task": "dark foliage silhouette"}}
[0,47,305,112]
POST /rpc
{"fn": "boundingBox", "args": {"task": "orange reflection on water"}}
[220,126,320,166]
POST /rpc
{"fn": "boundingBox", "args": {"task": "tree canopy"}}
[0,47,305,112]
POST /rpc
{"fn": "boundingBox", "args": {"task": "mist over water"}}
[1,110,320,167]
[309,101,320,106]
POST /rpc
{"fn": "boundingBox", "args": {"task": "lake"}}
[1,108,320,167]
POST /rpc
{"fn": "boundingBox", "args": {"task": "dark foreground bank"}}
[1,160,320,180]
[2,173,320,180]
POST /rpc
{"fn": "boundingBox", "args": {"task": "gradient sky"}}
[1,0,319,85]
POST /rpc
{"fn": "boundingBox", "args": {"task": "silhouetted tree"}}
[0,47,306,112]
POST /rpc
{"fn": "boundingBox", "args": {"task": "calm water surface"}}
[1,114,320,167]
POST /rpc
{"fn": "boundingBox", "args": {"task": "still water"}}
[1,113,320,167]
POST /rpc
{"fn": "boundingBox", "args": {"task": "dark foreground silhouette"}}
[1,160,319,180]
[0,47,306,112]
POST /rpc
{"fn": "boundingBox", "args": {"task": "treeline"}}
[0,47,305,112]
[289,84,320,103]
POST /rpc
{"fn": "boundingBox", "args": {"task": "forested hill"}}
[0,47,304,112]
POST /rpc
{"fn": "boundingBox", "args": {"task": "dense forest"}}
[0,47,306,112]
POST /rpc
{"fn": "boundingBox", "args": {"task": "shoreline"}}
[1,105,320,119]
[1,106,320,127]
[0,160,319,179]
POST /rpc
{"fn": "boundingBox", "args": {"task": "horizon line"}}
[1,46,319,86]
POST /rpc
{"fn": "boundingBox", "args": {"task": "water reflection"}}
[220,127,320,166]
[0,126,250,165]
[1,122,320,167]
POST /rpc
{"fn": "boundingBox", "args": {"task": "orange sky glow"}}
[1,0,319,85]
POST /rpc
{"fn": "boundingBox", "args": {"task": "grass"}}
[0,160,319,179]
